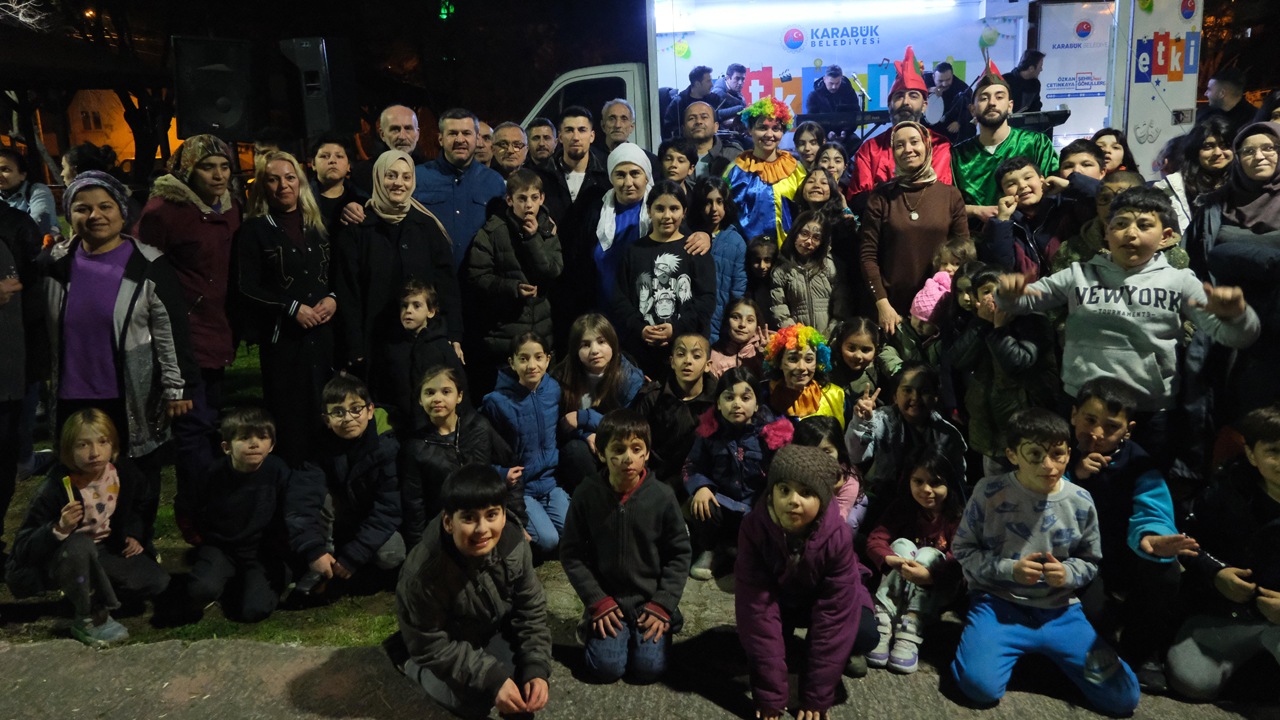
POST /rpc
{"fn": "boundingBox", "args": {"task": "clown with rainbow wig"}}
[723,96,808,243]
[760,324,846,428]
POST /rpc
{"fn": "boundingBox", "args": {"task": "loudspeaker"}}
[173,37,255,141]
[279,37,360,141]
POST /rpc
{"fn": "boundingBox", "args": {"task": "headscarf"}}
[1222,121,1280,232]
[890,121,937,187]
[167,134,233,185]
[367,150,430,225]
[64,170,134,227]
[596,143,654,250]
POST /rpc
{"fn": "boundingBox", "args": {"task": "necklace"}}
[902,186,925,221]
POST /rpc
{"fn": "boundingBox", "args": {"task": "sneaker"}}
[690,550,714,580]
[866,610,893,668]
[844,653,869,678]
[888,615,922,674]
[70,616,129,646]
[294,569,326,597]
[1136,659,1168,694]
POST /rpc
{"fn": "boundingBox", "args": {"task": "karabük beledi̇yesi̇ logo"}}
[783,28,805,51]
[1076,20,1093,38]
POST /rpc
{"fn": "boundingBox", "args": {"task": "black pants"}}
[1079,545,1181,664]
[187,544,281,623]
[0,399,21,553]
[558,437,599,495]
[782,604,879,656]
[687,501,745,554]
[261,326,334,467]
[172,368,224,495]
[50,532,170,618]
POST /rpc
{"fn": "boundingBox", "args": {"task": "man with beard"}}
[950,61,1059,221]
[535,106,609,223]
[847,47,953,210]
[490,122,529,179]
[683,101,742,179]
[928,62,975,144]
[710,64,747,131]
[351,105,427,195]
[526,118,558,166]
[414,108,507,268]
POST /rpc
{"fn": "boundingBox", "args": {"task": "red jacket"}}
[137,175,242,368]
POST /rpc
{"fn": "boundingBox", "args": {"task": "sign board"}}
[1125,0,1203,180]
[1038,3,1114,149]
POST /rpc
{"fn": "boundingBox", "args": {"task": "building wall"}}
[64,89,181,162]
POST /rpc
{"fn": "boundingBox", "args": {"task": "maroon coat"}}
[735,501,873,716]
[137,176,241,368]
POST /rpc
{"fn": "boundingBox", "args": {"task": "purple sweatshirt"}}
[60,241,132,399]
[734,501,873,715]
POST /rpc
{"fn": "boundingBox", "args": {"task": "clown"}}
[759,324,847,428]
[723,97,808,243]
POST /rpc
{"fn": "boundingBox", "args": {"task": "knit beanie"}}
[910,271,952,325]
[766,444,840,515]
[64,170,134,226]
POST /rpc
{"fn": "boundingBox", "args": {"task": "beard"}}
[977,109,1010,129]
[892,107,924,124]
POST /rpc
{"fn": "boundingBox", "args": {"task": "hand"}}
[1214,567,1257,604]
[1257,587,1280,625]
[756,712,781,720]
[976,294,997,323]
[966,204,999,223]
[997,272,1041,300]
[996,195,1018,222]
[521,214,540,236]
[592,606,624,638]
[522,677,549,712]
[0,277,21,306]
[310,553,337,579]
[1139,533,1200,559]
[639,610,670,643]
[1041,553,1066,588]
[1041,175,1070,196]
[899,560,934,586]
[560,412,579,433]
[854,387,881,421]
[1074,452,1110,480]
[947,121,960,134]
[452,342,466,365]
[494,678,527,714]
[875,299,901,336]
[586,433,597,456]
[524,529,533,543]
[883,555,908,570]
[1013,552,1045,585]
[797,711,827,720]
[341,201,365,225]
[123,537,144,558]
[57,500,84,535]
[691,487,721,521]
[518,284,538,299]
[295,303,322,329]
[684,231,711,256]
[754,325,773,351]
[1189,282,1246,320]
[507,466,524,485]
[167,400,193,418]
[331,559,352,579]
[313,296,337,324]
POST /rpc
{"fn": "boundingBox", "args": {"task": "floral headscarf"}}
[167,134,233,185]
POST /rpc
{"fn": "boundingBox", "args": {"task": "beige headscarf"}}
[367,150,431,224]
[890,121,937,188]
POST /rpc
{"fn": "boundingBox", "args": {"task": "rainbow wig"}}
[763,324,831,375]
[740,97,795,132]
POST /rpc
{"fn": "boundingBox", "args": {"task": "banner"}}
[1125,0,1202,180]
[1038,3,1114,149]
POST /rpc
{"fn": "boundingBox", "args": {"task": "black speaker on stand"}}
[279,37,360,143]
[172,37,255,142]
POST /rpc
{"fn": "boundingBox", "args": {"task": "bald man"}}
[351,104,427,195]
[681,101,742,179]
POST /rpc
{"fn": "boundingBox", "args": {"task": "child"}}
[610,179,717,377]
[950,408,1140,713]
[708,297,769,379]
[950,264,1058,475]
[633,333,718,495]
[288,375,405,596]
[794,415,868,533]
[482,333,568,554]
[829,317,902,426]
[463,168,564,399]
[1092,128,1138,175]
[6,409,169,645]
[658,138,699,193]
[683,367,793,579]
[401,366,518,550]
[1051,170,1190,275]
[816,142,850,191]
[690,177,748,343]
[378,279,466,433]
[759,324,846,428]
[176,407,291,623]
[552,314,645,494]
[865,450,965,674]
[981,155,1099,281]
[1068,377,1196,691]
[1167,405,1280,701]
[735,444,877,717]
[560,409,692,683]
[745,233,778,314]
[996,186,1260,463]
[395,464,553,717]
[1057,138,1107,181]
[891,271,950,370]
[932,235,977,276]
[768,210,848,335]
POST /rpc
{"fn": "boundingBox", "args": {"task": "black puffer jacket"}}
[631,372,718,495]
[805,76,862,114]
[375,316,466,434]
[0,202,43,395]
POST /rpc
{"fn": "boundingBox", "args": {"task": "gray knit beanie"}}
[766,444,840,514]
[64,170,134,226]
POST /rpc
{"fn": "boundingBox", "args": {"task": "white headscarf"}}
[596,143,654,250]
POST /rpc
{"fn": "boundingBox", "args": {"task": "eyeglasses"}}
[493,141,527,151]
[1240,144,1278,159]
[324,404,368,420]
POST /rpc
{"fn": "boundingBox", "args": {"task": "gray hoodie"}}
[996,252,1260,411]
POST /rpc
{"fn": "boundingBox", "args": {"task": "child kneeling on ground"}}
[395,464,552,718]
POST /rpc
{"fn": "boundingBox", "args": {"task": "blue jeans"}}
[952,594,1139,714]
[405,632,514,718]
[583,619,670,684]
[523,479,569,553]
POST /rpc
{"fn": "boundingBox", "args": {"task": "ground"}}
[1,348,1276,719]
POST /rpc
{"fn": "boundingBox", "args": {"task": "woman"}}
[725,97,807,242]
[1181,117,1236,206]
[309,132,368,233]
[1254,90,1280,124]
[238,150,337,465]
[333,149,462,377]
[42,171,200,549]
[61,142,116,186]
[1091,128,1138,175]
[757,324,845,429]
[792,121,825,171]
[0,147,57,236]
[859,121,967,333]
[769,210,849,335]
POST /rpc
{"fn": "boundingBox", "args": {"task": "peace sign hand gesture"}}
[854,387,881,421]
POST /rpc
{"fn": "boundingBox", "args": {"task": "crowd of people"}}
[1,44,1279,719]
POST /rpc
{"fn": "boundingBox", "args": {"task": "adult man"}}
[351,104,426,195]
[664,65,716,139]
[805,64,861,114]
[950,61,1059,219]
[1005,50,1045,113]
[928,62,974,144]
[490,122,529,179]
[1197,67,1257,134]
[535,106,609,223]
[526,118,558,165]
[710,63,747,129]
[474,122,495,166]
[682,101,742,179]
[599,99,658,167]
[848,47,953,209]
[414,108,507,268]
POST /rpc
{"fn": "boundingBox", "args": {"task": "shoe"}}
[888,616,922,674]
[690,550,714,580]
[1136,659,1168,694]
[27,449,56,479]
[382,631,410,673]
[294,569,326,596]
[844,653,869,678]
[70,615,129,646]
[866,610,893,668]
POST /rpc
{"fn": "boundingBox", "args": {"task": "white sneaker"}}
[866,610,893,668]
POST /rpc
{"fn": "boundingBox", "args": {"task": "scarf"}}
[596,143,653,250]
[734,150,799,185]
[890,121,937,188]
[769,379,827,419]
[63,171,135,226]
[167,134,232,184]
[1222,121,1280,232]
[368,150,431,225]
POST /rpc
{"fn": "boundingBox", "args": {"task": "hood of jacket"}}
[149,173,234,214]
